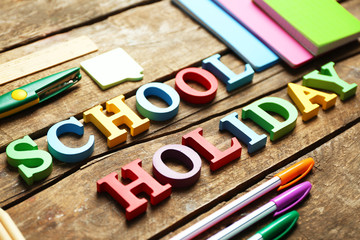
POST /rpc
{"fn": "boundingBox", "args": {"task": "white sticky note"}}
[80,48,143,90]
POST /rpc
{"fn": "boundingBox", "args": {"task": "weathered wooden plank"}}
[169,123,360,240]
[5,53,360,239]
[1,45,359,208]
[0,53,267,207]
[0,0,161,51]
[1,21,360,205]
[1,1,359,239]
[1,0,358,152]
[0,0,350,52]
[284,126,360,239]
[0,0,226,149]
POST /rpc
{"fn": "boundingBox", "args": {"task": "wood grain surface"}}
[0,0,161,52]
[0,0,359,239]
[171,122,360,240]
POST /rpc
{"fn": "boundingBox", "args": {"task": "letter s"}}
[6,135,53,185]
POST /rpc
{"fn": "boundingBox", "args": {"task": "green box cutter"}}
[0,67,81,119]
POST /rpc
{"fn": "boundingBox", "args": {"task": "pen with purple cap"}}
[208,181,312,240]
[170,158,314,240]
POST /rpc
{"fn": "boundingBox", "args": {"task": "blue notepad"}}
[172,0,279,72]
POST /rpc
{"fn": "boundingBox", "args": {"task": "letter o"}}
[175,67,218,104]
[152,144,202,188]
[136,82,180,121]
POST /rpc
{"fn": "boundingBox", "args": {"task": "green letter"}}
[242,97,298,141]
[6,135,53,185]
[303,62,357,100]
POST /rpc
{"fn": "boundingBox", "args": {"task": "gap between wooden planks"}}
[0,0,358,150]
[4,52,360,239]
[0,0,227,149]
[0,43,359,208]
[0,0,359,238]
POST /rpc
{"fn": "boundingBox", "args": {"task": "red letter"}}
[175,68,218,104]
[97,159,171,220]
[182,128,241,171]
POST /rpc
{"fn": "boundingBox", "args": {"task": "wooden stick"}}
[0,222,12,240]
[0,36,98,86]
[0,208,25,240]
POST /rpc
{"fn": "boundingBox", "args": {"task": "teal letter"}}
[220,112,267,153]
[202,54,254,92]
[47,117,95,163]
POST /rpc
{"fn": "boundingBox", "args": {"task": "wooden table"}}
[0,0,359,239]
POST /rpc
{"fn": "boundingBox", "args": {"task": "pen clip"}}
[257,210,299,240]
[35,67,81,102]
[275,158,314,191]
[271,181,311,217]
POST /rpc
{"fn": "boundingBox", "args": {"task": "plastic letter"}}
[182,128,241,171]
[47,117,95,162]
[152,144,202,188]
[287,83,337,121]
[97,159,171,220]
[303,62,357,100]
[136,82,180,121]
[202,54,254,92]
[6,135,53,185]
[175,67,218,104]
[242,97,298,141]
[220,112,267,153]
[83,95,150,148]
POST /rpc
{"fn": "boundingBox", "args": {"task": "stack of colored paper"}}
[253,0,360,55]
[172,0,360,70]
[172,0,279,72]
[214,0,313,68]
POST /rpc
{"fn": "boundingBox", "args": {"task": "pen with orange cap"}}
[171,157,314,240]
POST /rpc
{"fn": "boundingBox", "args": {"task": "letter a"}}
[288,83,337,121]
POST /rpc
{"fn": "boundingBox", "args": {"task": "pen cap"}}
[271,181,311,217]
[275,158,314,191]
[257,211,299,240]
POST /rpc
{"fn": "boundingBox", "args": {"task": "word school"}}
[6,56,357,219]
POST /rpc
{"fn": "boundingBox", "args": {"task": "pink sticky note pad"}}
[215,0,314,68]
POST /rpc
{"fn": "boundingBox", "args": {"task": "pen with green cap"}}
[171,158,314,240]
[0,67,81,119]
[247,210,299,240]
[208,182,311,240]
